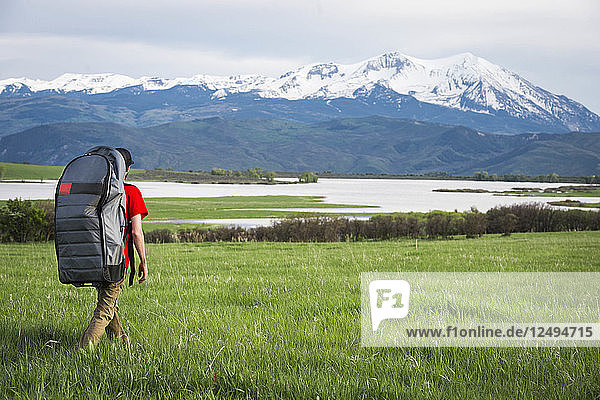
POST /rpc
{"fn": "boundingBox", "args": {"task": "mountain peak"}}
[452,52,477,62]
[360,52,413,71]
[1,52,598,132]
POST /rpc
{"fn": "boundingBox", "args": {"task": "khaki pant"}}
[79,278,127,348]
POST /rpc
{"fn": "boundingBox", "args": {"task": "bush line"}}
[1,200,598,243]
[145,203,600,244]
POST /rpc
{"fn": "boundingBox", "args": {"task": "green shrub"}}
[0,198,52,242]
[499,213,518,236]
[461,208,487,238]
[426,213,453,238]
[264,171,275,182]
[145,229,176,244]
[298,172,318,183]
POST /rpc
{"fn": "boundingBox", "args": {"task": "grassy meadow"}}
[1,231,600,398]
[143,196,374,221]
[0,162,64,181]
[0,161,148,181]
[141,195,375,231]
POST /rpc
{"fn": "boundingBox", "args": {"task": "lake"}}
[1,178,595,215]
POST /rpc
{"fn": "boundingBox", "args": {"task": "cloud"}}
[0,34,306,79]
[2,0,597,61]
[0,0,598,112]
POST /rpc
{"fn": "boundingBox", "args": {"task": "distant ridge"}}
[1,117,599,175]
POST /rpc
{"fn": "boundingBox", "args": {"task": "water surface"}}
[3,178,595,214]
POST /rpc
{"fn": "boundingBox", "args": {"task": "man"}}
[79,147,148,348]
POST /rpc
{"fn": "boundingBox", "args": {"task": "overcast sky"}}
[1,0,599,112]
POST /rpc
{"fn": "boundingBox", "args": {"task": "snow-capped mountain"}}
[1,52,599,134]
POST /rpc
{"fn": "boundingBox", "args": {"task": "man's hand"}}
[138,260,148,283]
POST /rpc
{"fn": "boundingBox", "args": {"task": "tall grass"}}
[1,232,600,398]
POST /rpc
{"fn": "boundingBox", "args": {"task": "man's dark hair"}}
[116,148,134,168]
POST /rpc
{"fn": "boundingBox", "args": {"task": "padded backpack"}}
[55,146,128,286]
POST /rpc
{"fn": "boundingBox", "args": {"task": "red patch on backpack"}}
[58,182,72,195]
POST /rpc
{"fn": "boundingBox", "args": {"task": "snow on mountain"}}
[0,73,138,94]
[253,52,598,131]
[1,52,598,131]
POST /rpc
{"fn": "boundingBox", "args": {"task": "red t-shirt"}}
[124,183,148,267]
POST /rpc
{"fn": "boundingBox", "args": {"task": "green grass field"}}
[0,162,293,185]
[0,162,64,181]
[143,196,375,221]
[1,231,599,398]
[0,162,147,181]
[143,222,218,231]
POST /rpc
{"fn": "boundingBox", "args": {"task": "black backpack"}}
[55,146,128,286]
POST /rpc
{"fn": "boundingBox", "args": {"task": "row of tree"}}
[145,203,600,244]
[473,171,563,182]
[210,167,276,182]
[211,168,318,183]
[472,172,600,184]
